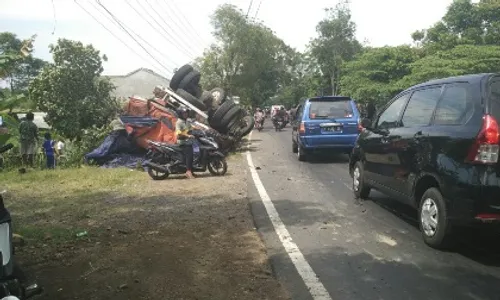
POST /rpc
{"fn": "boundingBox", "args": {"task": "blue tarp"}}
[85,129,146,168]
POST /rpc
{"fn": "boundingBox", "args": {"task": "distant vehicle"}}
[291,96,362,161]
[271,105,285,111]
[349,73,500,249]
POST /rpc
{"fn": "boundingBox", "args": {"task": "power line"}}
[159,0,210,49]
[253,0,262,20]
[74,0,165,75]
[129,0,198,59]
[88,0,177,73]
[90,0,180,72]
[246,0,254,18]
[143,0,203,56]
[51,0,57,34]
[96,0,174,74]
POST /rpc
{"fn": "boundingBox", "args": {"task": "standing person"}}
[42,132,56,169]
[175,107,195,179]
[18,112,38,167]
[56,140,65,155]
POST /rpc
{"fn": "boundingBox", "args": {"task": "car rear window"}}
[309,100,353,119]
[489,78,500,122]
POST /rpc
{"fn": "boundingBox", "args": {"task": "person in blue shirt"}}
[42,132,56,169]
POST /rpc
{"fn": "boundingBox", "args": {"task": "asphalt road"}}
[247,125,500,300]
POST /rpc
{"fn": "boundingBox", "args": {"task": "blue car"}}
[291,96,362,161]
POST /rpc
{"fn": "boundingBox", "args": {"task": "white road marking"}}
[246,131,332,300]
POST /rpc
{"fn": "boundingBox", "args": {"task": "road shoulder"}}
[3,154,290,299]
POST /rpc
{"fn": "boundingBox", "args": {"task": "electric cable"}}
[89,0,177,73]
[144,0,205,55]
[129,0,198,58]
[253,0,262,20]
[158,0,209,49]
[74,0,165,75]
[246,0,254,18]
[51,0,57,34]
[96,0,175,74]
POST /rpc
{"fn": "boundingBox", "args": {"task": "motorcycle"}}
[254,116,264,132]
[144,130,228,180]
[0,144,42,300]
[272,117,285,132]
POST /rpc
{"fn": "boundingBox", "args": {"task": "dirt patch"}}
[0,155,289,300]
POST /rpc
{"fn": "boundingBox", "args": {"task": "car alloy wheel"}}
[421,197,438,237]
[353,166,360,192]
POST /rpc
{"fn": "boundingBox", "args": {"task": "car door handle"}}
[381,137,390,144]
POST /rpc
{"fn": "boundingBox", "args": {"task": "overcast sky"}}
[0,0,454,78]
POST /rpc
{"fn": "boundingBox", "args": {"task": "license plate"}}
[324,126,341,132]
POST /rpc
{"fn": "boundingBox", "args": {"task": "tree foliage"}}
[309,1,361,95]
[341,46,420,104]
[0,32,44,112]
[0,32,46,92]
[196,4,295,108]
[198,0,500,110]
[29,39,118,140]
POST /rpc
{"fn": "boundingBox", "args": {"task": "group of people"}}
[253,106,288,129]
[18,112,64,169]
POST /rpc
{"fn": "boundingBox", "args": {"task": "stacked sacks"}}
[170,64,254,138]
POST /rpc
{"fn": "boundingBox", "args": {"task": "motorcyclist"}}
[278,106,286,119]
[175,107,195,179]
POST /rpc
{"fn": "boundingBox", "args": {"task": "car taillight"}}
[299,122,305,134]
[357,118,364,132]
[466,114,499,164]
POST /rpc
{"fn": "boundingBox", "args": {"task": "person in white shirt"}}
[56,140,65,155]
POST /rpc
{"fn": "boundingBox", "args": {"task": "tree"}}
[414,0,500,53]
[0,33,39,112]
[398,44,500,87]
[340,46,420,104]
[197,4,293,109]
[275,52,326,108]
[309,1,361,95]
[29,39,118,140]
[0,32,46,92]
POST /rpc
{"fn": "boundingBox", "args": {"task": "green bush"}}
[0,114,110,170]
[61,125,110,168]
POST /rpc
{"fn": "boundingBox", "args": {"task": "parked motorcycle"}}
[144,130,228,180]
[0,144,42,300]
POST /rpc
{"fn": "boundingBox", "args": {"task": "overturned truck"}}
[85,64,254,168]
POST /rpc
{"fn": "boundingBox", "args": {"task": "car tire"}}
[200,91,214,108]
[184,83,202,99]
[220,106,243,129]
[419,187,454,249]
[292,140,298,153]
[175,89,206,111]
[178,70,201,91]
[352,161,370,199]
[237,115,255,137]
[209,100,235,128]
[169,64,193,90]
[297,145,307,161]
[210,87,226,105]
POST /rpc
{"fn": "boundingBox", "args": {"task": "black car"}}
[349,73,500,249]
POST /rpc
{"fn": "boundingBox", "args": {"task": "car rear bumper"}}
[445,169,500,225]
[299,134,357,152]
